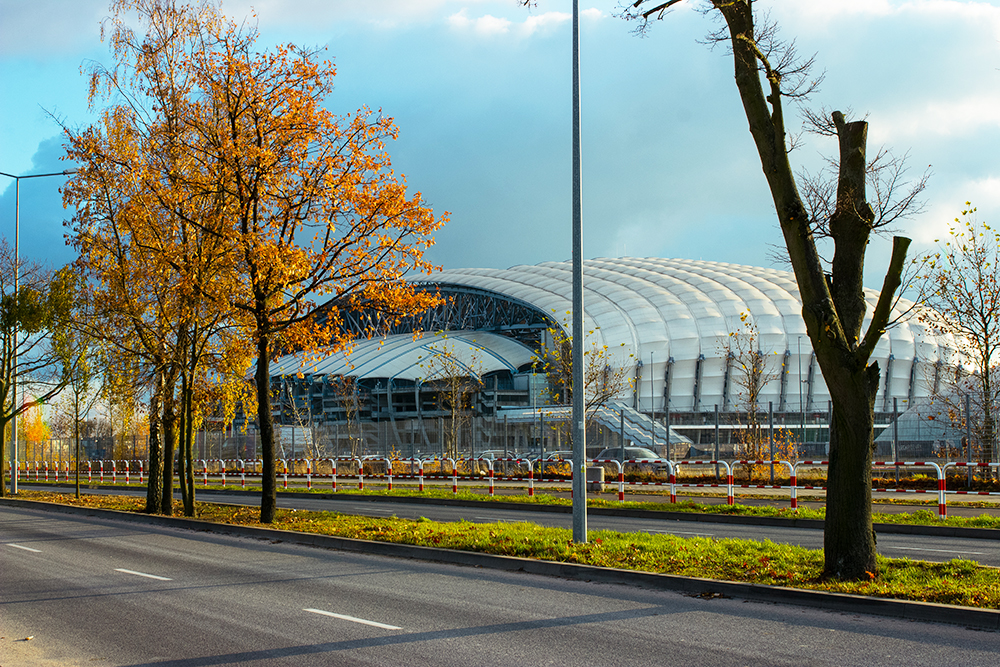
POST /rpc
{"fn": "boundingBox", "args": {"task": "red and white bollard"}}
[306,459,312,490]
[330,458,337,492]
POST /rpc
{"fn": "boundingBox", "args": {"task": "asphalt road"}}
[27,484,1000,567]
[1,505,997,667]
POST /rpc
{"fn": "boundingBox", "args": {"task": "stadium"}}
[258,257,966,461]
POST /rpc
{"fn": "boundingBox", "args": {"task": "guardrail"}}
[14,455,1000,519]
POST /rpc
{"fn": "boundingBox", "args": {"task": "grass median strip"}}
[14,489,1000,609]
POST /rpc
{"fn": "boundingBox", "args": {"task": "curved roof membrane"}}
[270,331,535,383]
[421,258,961,413]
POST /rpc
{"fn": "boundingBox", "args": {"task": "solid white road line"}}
[304,608,402,630]
[6,544,41,552]
[114,568,172,581]
[890,546,985,555]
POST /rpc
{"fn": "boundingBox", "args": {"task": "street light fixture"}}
[0,168,78,494]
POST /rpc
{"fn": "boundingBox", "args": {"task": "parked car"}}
[593,447,669,474]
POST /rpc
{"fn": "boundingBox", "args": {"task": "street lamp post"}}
[570,0,587,543]
[0,168,77,494]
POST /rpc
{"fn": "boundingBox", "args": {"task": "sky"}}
[2,0,1000,289]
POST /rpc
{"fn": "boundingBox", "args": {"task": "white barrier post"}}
[281,459,288,489]
[305,459,312,490]
[355,457,364,491]
[329,458,337,492]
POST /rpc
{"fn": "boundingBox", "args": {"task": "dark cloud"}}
[0,136,78,270]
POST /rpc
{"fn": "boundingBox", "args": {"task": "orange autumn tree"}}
[64,0,259,517]
[186,19,445,523]
[67,0,445,523]
[19,402,51,461]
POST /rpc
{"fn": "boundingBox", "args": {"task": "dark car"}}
[593,447,669,474]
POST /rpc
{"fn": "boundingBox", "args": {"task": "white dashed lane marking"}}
[115,568,172,581]
[305,608,402,630]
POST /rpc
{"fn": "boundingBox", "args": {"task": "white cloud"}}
[521,11,571,36]
[448,8,512,35]
[869,93,1000,144]
[779,0,1000,39]
[0,0,104,56]
[582,8,604,21]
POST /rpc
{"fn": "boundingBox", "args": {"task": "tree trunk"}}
[0,415,8,498]
[182,377,195,517]
[256,330,277,523]
[177,399,188,511]
[823,367,879,578]
[145,370,163,513]
[74,393,82,500]
[161,371,177,515]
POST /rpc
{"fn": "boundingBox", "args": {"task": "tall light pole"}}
[570,0,587,543]
[0,168,77,494]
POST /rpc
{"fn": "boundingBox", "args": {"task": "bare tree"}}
[722,311,781,478]
[534,321,634,432]
[619,0,918,580]
[418,335,485,459]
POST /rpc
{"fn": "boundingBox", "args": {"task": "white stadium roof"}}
[273,257,961,414]
[270,331,536,383]
[420,258,962,413]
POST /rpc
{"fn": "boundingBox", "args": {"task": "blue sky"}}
[3,0,1000,289]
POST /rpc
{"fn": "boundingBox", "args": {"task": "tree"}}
[50,279,104,499]
[66,0,445,523]
[182,8,446,523]
[533,319,634,434]
[0,245,74,497]
[418,334,485,459]
[64,0,259,517]
[918,204,1000,466]
[722,310,783,478]
[622,0,923,579]
[331,374,367,457]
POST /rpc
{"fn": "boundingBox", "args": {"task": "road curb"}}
[3,496,998,631]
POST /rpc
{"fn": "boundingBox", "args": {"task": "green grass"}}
[27,478,1000,528]
[12,489,1000,609]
